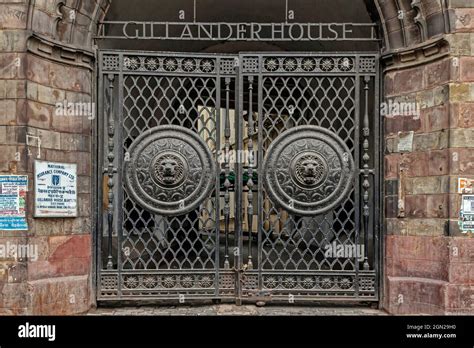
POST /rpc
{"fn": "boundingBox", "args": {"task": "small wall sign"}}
[34,161,77,218]
[458,178,473,194]
[397,131,414,153]
[0,175,28,230]
[460,195,474,233]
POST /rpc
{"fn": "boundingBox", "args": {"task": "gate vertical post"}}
[235,57,243,305]
[223,76,231,270]
[105,73,117,270]
[247,76,255,270]
[362,75,371,271]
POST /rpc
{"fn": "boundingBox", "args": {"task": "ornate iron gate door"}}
[237,53,380,303]
[97,51,380,303]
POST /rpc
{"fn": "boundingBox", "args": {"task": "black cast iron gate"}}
[97,51,380,303]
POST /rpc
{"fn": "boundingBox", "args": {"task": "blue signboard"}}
[0,176,28,231]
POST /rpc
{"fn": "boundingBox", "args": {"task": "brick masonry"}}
[385,236,474,314]
[0,0,108,315]
[382,1,474,314]
[0,0,473,315]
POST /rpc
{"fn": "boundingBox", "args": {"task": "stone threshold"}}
[87,305,388,316]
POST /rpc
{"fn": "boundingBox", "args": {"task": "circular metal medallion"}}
[263,126,355,216]
[124,125,216,216]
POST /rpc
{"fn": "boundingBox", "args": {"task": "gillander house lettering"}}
[98,22,377,41]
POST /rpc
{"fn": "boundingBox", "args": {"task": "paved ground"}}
[88,304,387,316]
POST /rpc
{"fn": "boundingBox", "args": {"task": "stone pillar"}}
[382,1,474,315]
[0,0,30,315]
[0,0,109,315]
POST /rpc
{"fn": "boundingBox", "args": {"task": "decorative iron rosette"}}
[124,125,216,216]
[263,126,354,216]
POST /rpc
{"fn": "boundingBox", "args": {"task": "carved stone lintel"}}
[27,33,94,70]
[382,37,449,72]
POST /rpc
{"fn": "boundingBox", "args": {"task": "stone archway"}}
[22,1,453,53]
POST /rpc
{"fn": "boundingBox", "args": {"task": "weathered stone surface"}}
[446,33,472,55]
[416,88,436,110]
[449,128,474,147]
[444,284,474,313]
[426,194,449,218]
[26,55,51,85]
[63,217,91,235]
[385,196,398,219]
[0,283,28,314]
[385,235,474,314]
[24,127,61,150]
[0,145,20,172]
[421,104,449,132]
[413,131,448,151]
[28,275,90,315]
[405,175,450,194]
[49,62,92,92]
[428,149,449,175]
[29,218,64,236]
[385,276,446,315]
[404,194,428,218]
[0,0,104,316]
[24,100,52,129]
[448,263,472,284]
[77,193,91,217]
[0,4,28,30]
[385,217,447,236]
[27,235,91,281]
[0,79,26,99]
[450,83,473,102]
[450,148,474,174]
[60,133,90,152]
[385,116,423,135]
[405,194,449,218]
[402,152,430,177]
[460,56,474,82]
[451,103,474,128]
[0,99,17,125]
[451,8,474,32]
[425,58,453,87]
[0,29,28,51]
[89,304,387,316]
[384,154,401,179]
[385,67,425,96]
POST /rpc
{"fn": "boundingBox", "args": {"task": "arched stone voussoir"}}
[24,0,451,54]
[372,0,450,52]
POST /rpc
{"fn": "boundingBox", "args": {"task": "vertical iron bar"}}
[354,59,361,297]
[95,52,103,296]
[116,54,124,297]
[215,59,222,296]
[257,56,263,291]
[223,77,231,269]
[374,55,382,302]
[106,73,116,270]
[362,75,371,271]
[235,56,243,304]
[247,76,254,269]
